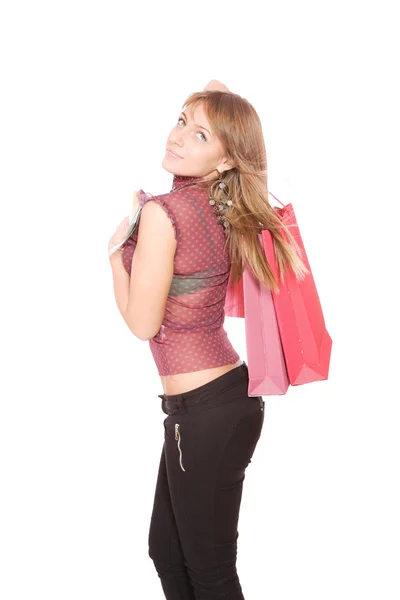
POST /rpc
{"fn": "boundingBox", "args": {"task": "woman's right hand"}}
[204,79,230,92]
[132,190,139,214]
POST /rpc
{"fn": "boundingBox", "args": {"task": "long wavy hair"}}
[182,90,309,293]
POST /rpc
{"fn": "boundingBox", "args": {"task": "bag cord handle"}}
[268,191,285,208]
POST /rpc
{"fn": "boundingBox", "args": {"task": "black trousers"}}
[148,361,265,599]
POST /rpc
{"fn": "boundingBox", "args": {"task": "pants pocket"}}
[229,408,265,470]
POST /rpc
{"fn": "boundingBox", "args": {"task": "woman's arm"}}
[108,190,142,334]
[109,252,136,334]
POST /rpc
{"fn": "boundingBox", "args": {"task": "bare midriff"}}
[159,359,244,395]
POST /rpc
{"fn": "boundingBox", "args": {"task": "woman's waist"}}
[159,358,244,396]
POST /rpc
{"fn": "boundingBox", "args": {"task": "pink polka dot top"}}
[121,173,240,376]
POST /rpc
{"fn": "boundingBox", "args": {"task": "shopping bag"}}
[224,267,245,318]
[243,265,290,396]
[262,193,332,385]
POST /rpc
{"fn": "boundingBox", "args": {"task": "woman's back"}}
[122,174,242,393]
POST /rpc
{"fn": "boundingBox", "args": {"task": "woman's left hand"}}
[108,215,130,255]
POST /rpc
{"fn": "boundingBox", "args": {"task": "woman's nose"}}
[169,129,185,146]
[169,135,183,148]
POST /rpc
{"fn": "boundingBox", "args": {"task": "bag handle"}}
[268,191,285,208]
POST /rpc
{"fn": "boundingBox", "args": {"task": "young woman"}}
[108,80,308,599]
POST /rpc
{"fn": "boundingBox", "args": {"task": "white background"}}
[1,0,399,598]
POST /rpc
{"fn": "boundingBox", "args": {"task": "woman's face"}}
[162,102,232,180]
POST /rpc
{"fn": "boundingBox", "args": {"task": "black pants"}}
[148,361,265,599]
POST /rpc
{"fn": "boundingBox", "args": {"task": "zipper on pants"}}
[174,424,186,472]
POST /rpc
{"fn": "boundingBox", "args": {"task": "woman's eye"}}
[177,117,207,141]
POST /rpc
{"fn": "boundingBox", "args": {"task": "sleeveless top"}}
[121,173,240,376]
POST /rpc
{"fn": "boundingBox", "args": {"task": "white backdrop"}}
[1,0,399,598]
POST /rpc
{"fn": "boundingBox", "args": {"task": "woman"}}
[108,80,308,599]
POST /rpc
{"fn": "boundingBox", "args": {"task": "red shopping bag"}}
[243,266,290,396]
[224,192,332,388]
[262,193,332,385]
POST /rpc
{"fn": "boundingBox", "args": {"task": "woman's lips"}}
[166,148,182,158]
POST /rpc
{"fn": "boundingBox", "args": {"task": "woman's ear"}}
[218,160,236,174]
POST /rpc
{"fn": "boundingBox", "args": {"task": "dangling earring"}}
[208,172,233,236]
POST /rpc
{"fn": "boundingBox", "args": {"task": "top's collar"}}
[171,173,209,192]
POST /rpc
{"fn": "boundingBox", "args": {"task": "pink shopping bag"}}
[261,193,332,385]
[224,267,245,318]
[243,265,290,396]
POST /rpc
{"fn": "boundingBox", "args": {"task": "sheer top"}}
[121,173,240,375]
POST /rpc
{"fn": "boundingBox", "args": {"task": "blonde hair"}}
[182,90,309,293]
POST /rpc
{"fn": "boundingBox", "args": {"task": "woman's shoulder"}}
[136,185,211,233]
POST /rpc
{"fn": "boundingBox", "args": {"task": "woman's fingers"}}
[132,190,139,213]
[204,79,230,92]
